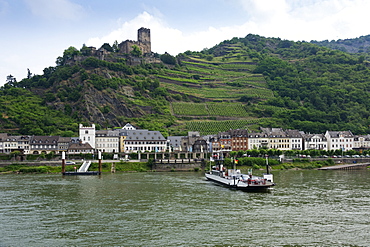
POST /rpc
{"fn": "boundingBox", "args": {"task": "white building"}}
[286,129,303,150]
[303,133,327,150]
[122,123,136,130]
[353,135,370,149]
[325,130,354,151]
[124,130,166,153]
[95,130,120,153]
[0,133,8,153]
[262,128,291,151]
[247,132,269,149]
[79,124,96,148]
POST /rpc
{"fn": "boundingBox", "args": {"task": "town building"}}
[68,141,94,155]
[29,136,59,154]
[247,132,269,150]
[167,136,183,151]
[230,129,248,151]
[181,132,202,152]
[325,130,354,151]
[95,130,120,153]
[352,135,370,152]
[303,133,327,150]
[79,124,96,148]
[123,129,167,153]
[58,137,71,154]
[285,129,303,150]
[261,128,291,150]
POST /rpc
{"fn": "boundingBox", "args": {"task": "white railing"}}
[78,161,91,172]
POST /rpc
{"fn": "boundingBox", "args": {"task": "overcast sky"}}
[1,0,370,86]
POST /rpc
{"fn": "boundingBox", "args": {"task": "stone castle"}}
[70,27,160,66]
[118,27,151,55]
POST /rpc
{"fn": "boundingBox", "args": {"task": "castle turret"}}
[138,27,151,54]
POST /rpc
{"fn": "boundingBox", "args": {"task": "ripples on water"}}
[1,170,369,246]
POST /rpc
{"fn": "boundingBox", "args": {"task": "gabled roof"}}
[58,137,71,143]
[125,130,165,141]
[30,136,59,144]
[326,130,354,138]
[71,137,80,143]
[248,132,268,138]
[353,135,370,141]
[122,123,137,130]
[96,130,108,136]
[69,142,93,150]
[285,129,302,138]
[302,133,326,141]
[229,129,248,137]
[260,127,287,137]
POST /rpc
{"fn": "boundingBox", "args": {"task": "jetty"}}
[62,160,101,175]
[318,163,369,170]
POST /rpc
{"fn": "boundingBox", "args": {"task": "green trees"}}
[247,36,370,134]
[56,46,81,66]
[160,53,177,65]
[131,45,142,57]
[101,43,114,52]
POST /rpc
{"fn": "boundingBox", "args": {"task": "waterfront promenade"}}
[318,163,369,170]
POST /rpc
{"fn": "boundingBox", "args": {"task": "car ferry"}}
[205,158,275,192]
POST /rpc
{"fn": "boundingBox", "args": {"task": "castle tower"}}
[137,27,151,54]
[79,124,96,149]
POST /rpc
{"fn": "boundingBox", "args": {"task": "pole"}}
[98,151,102,174]
[266,155,270,174]
[62,151,66,174]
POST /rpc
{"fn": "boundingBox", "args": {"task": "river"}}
[1,169,369,247]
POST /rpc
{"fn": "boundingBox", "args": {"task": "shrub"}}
[19,166,49,173]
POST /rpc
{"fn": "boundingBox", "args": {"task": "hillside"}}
[311,35,370,55]
[1,34,370,136]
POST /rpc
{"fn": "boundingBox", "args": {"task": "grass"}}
[186,119,262,135]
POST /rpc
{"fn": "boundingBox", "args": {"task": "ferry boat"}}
[205,158,275,192]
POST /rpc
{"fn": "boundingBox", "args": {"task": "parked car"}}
[65,161,76,165]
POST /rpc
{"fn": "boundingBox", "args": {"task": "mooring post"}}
[62,151,66,174]
[98,151,102,174]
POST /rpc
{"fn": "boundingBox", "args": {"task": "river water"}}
[1,169,369,247]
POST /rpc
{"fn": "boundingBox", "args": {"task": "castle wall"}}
[118,28,151,55]
[118,40,137,54]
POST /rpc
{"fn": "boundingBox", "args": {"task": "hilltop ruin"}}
[70,27,160,66]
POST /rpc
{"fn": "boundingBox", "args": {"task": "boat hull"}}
[205,173,274,192]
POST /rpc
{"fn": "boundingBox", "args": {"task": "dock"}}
[318,163,369,170]
[62,171,101,175]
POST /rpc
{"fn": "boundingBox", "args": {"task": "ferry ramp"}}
[78,161,92,172]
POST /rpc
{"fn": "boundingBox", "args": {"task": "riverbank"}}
[0,160,204,174]
[1,158,368,174]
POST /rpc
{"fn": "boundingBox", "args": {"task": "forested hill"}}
[311,35,370,55]
[1,34,370,137]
